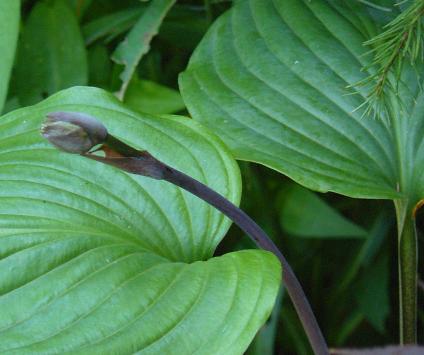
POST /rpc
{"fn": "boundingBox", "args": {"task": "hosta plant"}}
[1,0,423,354]
[0,86,282,354]
[180,0,424,346]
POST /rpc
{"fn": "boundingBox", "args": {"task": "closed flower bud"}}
[41,112,108,154]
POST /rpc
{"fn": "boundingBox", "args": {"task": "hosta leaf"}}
[0,86,239,261]
[0,86,281,353]
[15,0,88,106]
[0,0,19,113]
[180,0,424,201]
[0,249,279,354]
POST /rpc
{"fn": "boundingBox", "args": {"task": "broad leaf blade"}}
[180,0,399,199]
[0,1,20,113]
[15,0,88,106]
[0,86,240,261]
[0,86,281,353]
[0,248,280,354]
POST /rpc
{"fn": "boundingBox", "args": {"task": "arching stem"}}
[41,114,329,355]
[94,134,329,355]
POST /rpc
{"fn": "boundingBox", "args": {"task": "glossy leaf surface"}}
[0,86,281,353]
[180,0,424,202]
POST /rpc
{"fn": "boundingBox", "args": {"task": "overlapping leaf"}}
[15,0,88,106]
[278,184,367,239]
[82,5,145,45]
[180,0,424,202]
[125,78,185,114]
[0,1,19,113]
[0,86,281,353]
[112,0,175,98]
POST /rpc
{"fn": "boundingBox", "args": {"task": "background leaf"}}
[15,0,88,106]
[82,5,145,46]
[87,44,112,89]
[112,0,175,98]
[278,184,367,238]
[0,0,20,113]
[0,86,281,353]
[159,5,210,51]
[124,77,185,114]
[355,252,390,333]
[66,0,94,19]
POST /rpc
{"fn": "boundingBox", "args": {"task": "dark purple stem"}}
[160,162,328,355]
[41,113,328,354]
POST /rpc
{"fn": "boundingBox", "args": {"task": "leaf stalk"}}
[394,200,418,344]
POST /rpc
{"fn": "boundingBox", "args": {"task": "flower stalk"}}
[41,112,329,355]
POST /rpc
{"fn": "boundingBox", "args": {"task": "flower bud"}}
[41,112,108,154]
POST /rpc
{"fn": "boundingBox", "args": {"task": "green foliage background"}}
[0,0,423,354]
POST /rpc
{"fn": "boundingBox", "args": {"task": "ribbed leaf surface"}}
[0,87,281,353]
[180,0,415,199]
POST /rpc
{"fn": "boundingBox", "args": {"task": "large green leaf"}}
[180,0,424,341]
[15,0,88,106]
[180,0,424,202]
[0,0,20,113]
[0,86,281,353]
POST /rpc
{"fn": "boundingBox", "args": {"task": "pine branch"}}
[355,0,424,118]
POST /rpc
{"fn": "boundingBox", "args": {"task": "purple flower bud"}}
[41,112,108,154]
